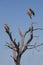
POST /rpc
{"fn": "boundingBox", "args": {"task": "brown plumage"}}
[4,24,9,32]
[27,8,35,19]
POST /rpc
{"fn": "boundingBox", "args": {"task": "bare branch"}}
[33,36,39,38]
[7,32,18,50]
[18,28,23,37]
[23,28,30,37]
[28,43,37,47]
[18,28,24,52]
[18,28,24,44]
[33,28,43,31]
[23,28,43,34]
[4,24,19,52]
[27,43,43,49]
[20,24,33,56]
[25,24,33,46]
[10,55,17,63]
[19,25,41,54]
[5,43,17,51]
[18,27,31,53]
[5,42,17,60]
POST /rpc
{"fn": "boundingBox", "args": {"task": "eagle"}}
[27,8,35,19]
[4,24,10,33]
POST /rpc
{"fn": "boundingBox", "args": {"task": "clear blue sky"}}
[0,0,43,65]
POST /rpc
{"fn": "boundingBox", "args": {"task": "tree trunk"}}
[16,62,20,65]
[15,56,21,65]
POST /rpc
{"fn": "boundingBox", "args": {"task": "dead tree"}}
[4,9,43,65]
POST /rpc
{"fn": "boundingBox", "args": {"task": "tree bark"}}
[16,56,21,65]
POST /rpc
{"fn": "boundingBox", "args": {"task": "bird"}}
[27,8,35,19]
[4,24,10,33]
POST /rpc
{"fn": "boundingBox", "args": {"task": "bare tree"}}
[4,8,43,65]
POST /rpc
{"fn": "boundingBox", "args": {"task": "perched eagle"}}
[4,24,10,32]
[27,8,35,19]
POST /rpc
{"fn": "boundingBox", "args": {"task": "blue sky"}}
[0,0,43,65]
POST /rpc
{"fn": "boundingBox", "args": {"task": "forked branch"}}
[20,24,33,56]
[4,23,43,65]
[4,24,19,52]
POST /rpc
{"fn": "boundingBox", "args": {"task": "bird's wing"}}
[29,8,35,16]
[4,24,9,31]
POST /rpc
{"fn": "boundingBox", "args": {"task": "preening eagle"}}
[27,8,35,19]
